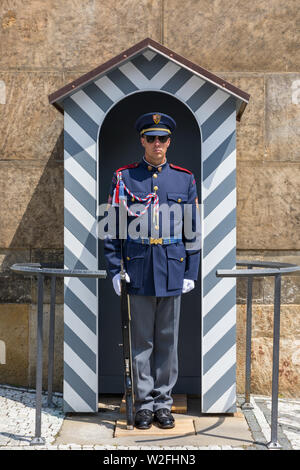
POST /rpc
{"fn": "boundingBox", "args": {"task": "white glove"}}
[112,272,131,296]
[182,279,195,294]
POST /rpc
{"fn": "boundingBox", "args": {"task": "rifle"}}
[118,178,135,429]
[120,255,134,429]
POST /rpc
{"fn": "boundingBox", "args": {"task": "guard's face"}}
[140,135,171,162]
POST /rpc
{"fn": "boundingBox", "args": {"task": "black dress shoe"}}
[154,408,175,429]
[134,409,153,429]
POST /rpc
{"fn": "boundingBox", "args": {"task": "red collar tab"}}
[169,163,192,175]
[116,162,139,174]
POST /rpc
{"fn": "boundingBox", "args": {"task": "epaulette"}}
[116,162,139,173]
[169,163,192,175]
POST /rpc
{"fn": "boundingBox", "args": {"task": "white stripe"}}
[64,277,97,316]
[64,189,95,232]
[71,90,105,125]
[203,149,236,199]
[64,227,97,269]
[195,89,230,123]
[120,60,181,90]
[64,343,97,388]
[203,228,236,276]
[143,50,156,61]
[203,277,236,320]
[202,344,236,395]
[63,380,94,412]
[94,75,125,102]
[206,384,236,413]
[65,153,96,198]
[151,61,181,88]
[175,75,205,101]
[65,152,96,197]
[119,62,149,89]
[64,305,97,354]
[204,189,236,236]
[203,305,236,354]
[64,113,96,159]
[202,110,236,161]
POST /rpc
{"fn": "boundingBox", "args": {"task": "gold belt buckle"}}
[150,237,163,245]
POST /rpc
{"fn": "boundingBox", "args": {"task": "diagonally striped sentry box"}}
[62,46,238,413]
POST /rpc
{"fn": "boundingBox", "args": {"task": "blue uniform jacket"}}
[103,157,201,297]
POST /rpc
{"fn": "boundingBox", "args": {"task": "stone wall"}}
[0,1,299,396]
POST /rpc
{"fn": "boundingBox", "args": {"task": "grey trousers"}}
[129,295,181,413]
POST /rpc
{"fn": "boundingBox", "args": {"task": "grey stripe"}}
[63,399,75,412]
[203,247,236,297]
[64,245,88,270]
[64,130,96,178]
[203,364,236,412]
[203,285,236,336]
[132,54,168,80]
[64,207,97,257]
[203,131,235,181]
[64,287,97,334]
[203,325,236,375]
[64,362,96,410]
[204,208,236,258]
[64,246,97,295]
[65,169,96,217]
[201,95,236,142]
[83,81,114,112]
[161,68,194,94]
[186,81,217,112]
[204,170,236,218]
[64,325,96,373]
[63,97,99,140]
[106,68,138,94]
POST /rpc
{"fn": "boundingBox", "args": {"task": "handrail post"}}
[267,273,282,449]
[30,273,46,445]
[241,266,254,410]
[47,275,56,407]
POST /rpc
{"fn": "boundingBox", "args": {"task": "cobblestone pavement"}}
[0,385,299,450]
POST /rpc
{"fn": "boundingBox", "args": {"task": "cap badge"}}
[152,114,161,125]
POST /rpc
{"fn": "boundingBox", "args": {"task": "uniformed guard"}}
[104,112,201,430]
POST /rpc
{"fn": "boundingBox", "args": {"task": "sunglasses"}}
[144,135,170,143]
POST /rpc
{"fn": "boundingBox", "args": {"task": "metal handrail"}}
[10,260,299,447]
[10,262,107,446]
[216,260,300,450]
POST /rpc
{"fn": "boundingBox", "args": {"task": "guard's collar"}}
[142,156,168,171]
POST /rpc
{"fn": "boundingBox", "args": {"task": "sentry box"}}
[49,38,250,414]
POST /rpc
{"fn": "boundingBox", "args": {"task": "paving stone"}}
[0,386,299,450]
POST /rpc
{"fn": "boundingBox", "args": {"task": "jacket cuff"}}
[184,252,200,280]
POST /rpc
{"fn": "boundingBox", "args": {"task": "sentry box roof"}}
[48,37,250,121]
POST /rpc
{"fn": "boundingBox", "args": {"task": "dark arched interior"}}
[98,91,202,394]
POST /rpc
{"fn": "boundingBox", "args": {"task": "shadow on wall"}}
[1,132,64,304]
[0,131,64,391]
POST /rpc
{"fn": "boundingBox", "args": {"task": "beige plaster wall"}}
[0,0,299,396]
